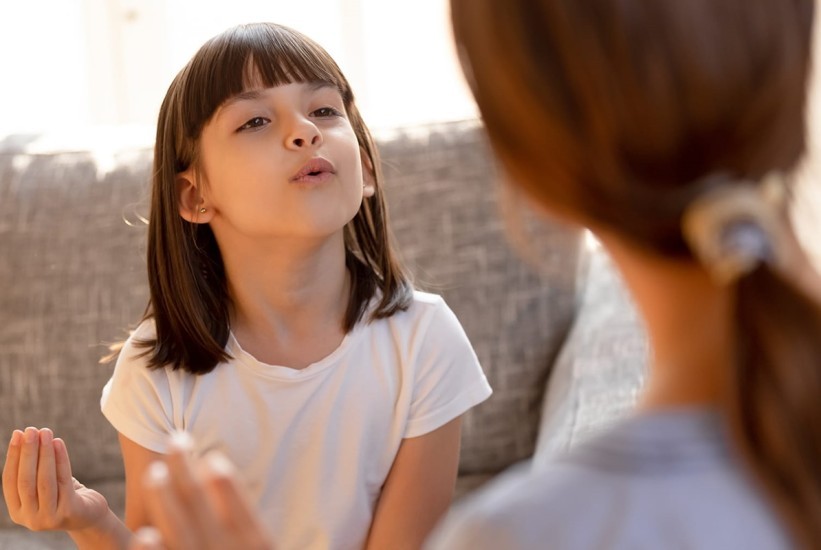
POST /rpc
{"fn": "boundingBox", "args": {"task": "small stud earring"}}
[199,207,207,213]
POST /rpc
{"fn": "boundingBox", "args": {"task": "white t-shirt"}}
[101,291,492,550]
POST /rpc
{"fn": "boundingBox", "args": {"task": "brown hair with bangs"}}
[142,22,412,374]
[451,0,821,546]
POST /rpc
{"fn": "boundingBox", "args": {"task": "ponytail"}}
[732,264,821,547]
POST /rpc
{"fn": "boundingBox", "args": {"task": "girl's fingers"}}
[53,438,73,486]
[143,461,204,550]
[164,434,208,512]
[164,433,226,545]
[53,438,75,511]
[17,427,41,512]
[201,452,272,547]
[36,429,58,515]
[2,430,24,511]
[140,437,274,550]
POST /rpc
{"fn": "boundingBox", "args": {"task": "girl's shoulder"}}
[366,289,481,371]
[357,290,476,366]
[408,290,446,307]
[128,317,158,341]
[378,290,462,336]
[391,289,447,318]
[117,318,157,360]
[109,318,169,377]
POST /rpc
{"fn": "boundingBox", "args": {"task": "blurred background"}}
[0,0,477,137]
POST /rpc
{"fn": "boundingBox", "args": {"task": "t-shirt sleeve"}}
[100,323,177,453]
[404,298,492,438]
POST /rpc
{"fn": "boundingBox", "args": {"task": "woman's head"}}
[451,0,821,544]
[145,23,411,374]
[451,0,814,254]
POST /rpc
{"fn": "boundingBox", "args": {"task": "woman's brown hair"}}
[451,0,821,545]
[143,23,411,374]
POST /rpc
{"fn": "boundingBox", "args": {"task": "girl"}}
[128,1,821,549]
[2,22,491,550]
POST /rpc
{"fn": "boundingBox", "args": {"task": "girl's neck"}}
[220,232,350,343]
[596,233,734,411]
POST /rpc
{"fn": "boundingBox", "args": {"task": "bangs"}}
[178,23,352,141]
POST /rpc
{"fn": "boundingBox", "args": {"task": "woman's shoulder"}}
[428,410,790,550]
[428,452,702,550]
[427,461,585,549]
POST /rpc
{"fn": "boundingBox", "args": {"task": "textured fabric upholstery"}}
[0,151,151,485]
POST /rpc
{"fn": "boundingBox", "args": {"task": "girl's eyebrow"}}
[216,82,342,120]
[307,81,341,94]
[219,89,266,113]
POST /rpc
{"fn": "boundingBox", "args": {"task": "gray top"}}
[428,408,792,549]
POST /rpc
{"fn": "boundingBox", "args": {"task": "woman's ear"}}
[361,148,376,198]
[177,169,213,223]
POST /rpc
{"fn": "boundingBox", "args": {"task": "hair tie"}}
[682,172,789,285]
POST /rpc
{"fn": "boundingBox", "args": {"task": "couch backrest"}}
[0,146,153,481]
[0,121,583,484]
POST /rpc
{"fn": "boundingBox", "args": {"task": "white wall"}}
[0,0,477,136]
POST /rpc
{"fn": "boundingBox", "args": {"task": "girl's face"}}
[181,80,372,244]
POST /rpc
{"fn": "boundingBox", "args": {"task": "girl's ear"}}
[177,169,213,223]
[361,148,376,198]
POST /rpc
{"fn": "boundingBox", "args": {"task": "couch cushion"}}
[0,528,74,549]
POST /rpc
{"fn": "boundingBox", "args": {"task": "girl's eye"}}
[312,107,343,118]
[237,117,269,132]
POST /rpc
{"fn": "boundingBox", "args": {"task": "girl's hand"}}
[2,427,109,532]
[135,435,274,550]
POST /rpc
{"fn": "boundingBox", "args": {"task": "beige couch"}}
[0,120,648,549]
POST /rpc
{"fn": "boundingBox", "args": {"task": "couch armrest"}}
[532,236,649,465]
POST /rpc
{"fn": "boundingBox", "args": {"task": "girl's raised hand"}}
[2,427,109,532]
[135,435,274,550]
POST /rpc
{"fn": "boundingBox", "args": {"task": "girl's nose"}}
[286,119,322,150]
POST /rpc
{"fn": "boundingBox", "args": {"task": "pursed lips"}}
[290,157,336,184]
